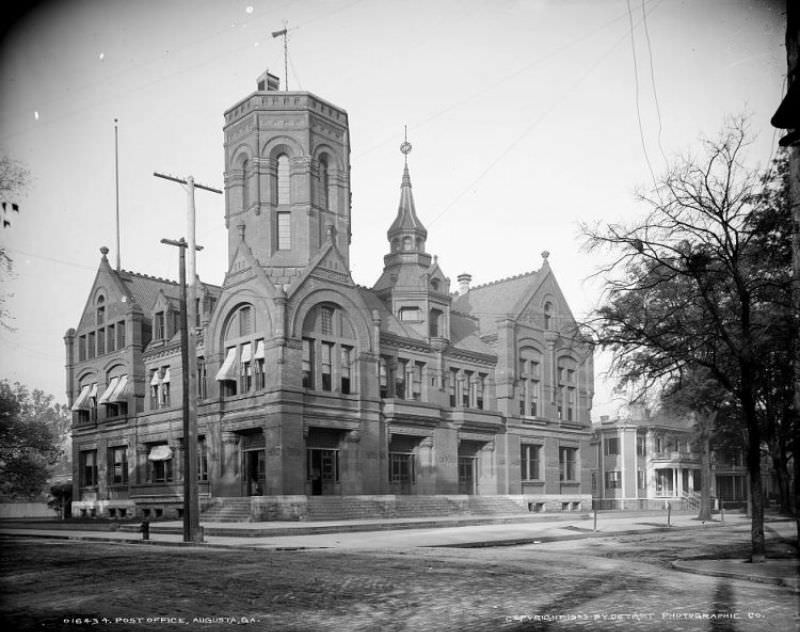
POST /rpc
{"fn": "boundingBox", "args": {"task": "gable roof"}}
[452,269,545,332]
[117,269,221,313]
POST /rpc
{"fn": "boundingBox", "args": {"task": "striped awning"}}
[147,445,172,461]
[97,376,120,405]
[71,384,91,411]
[108,375,129,403]
[215,347,238,381]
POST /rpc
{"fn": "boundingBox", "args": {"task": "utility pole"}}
[154,172,221,543]
[160,238,204,543]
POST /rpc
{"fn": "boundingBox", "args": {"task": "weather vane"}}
[400,125,412,164]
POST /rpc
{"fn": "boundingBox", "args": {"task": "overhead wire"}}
[640,0,668,169]
[626,0,659,192]
[355,1,654,160]
[428,0,665,228]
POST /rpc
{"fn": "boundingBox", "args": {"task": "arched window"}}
[96,295,105,325]
[518,346,543,418]
[543,302,553,330]
[216,303,267,398]
[241,159,249,212]
[274,154,290,205]
[302,303,357,394]
[319,156,329,210]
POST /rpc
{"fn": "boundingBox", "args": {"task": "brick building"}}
[66,73,594,520]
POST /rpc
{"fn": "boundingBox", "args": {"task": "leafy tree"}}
[0,381,65,499]
[583,118,792,562]
[0,154,29,330]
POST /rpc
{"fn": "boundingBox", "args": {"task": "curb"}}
[433,521,740,548]
[0,531,315,551]
[670,559,800,592]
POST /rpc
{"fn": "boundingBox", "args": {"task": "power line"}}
[640,0,668,169]
[626,0,659,191]
[355,1,653,160]
[428,0,664,228]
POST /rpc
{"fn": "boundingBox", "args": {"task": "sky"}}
[0,0,788,418]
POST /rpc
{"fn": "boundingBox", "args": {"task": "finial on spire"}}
[400,125,412,165]
[541,250,550,262]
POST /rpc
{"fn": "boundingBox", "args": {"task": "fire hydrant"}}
[139,519,150,541]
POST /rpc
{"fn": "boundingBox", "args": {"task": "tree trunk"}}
[740,360,766,562]
[698,434,712,522]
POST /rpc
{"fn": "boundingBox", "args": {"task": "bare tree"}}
[583,118,788,562]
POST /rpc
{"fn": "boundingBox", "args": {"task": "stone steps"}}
[200,498,253,522]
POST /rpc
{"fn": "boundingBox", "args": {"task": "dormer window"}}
[398,307,420,322]
[154,311,166,340]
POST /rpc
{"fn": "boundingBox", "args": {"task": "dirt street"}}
[0,523,796,631]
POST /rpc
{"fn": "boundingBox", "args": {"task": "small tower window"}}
[399,307,420,322]
[277,212,291,250]
[429,308,442,337]
[319,156,329,210]
[241,159,249,211]
[275,154,290,205]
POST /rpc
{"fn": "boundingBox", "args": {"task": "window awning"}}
[108,375,129,403]
[150,370,161,386]
[98,376,120,405]
[215,347,238,381]
[147,445,173,461]
[162,367,171,383]
[254,340,265,360]
[241,342,252,363]
[88,383,98,399]
[71,385,91,411]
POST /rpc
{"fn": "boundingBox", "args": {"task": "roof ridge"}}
[119,269,221,291]
[469,268,540,291]
[119,269,179,286]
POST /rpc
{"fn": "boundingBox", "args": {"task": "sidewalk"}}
[1,512,796,590]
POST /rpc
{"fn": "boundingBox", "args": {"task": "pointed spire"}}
[388,127,427,249]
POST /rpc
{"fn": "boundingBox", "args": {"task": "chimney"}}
[257,71,281,92]
[457,273,472,295]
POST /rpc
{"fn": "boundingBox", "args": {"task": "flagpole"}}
[114,118,121,271]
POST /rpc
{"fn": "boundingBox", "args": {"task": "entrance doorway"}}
[307,448,339,495]
[243,449,265,496]
[458,457,477,495]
